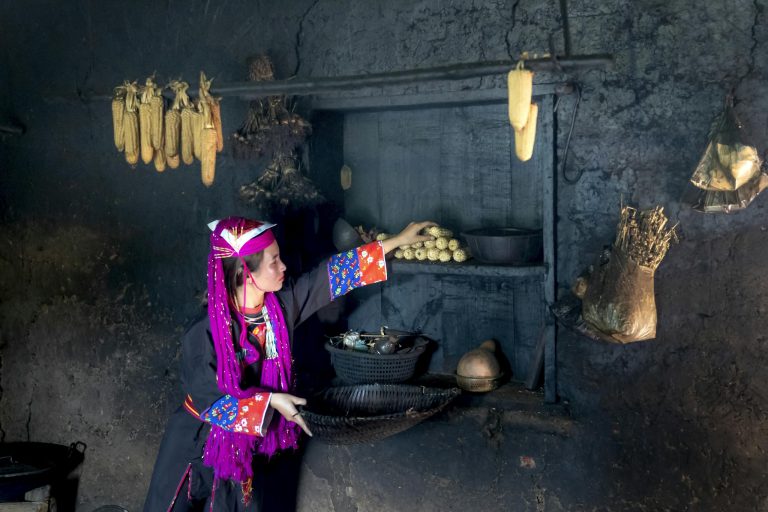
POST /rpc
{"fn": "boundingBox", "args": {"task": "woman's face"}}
[247,241,286,294]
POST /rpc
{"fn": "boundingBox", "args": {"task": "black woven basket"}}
[325,339,427,384]
[301,384,461,444]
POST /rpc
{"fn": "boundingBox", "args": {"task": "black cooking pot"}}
[462,228,543,264]
[0,441,85,502]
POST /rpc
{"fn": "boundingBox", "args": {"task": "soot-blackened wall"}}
[1,1,767,510]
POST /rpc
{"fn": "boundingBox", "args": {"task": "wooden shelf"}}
[390,259,546,278]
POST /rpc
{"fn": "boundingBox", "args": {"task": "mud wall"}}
[1,0,767,510]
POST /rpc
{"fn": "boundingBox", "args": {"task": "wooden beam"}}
[86,55,611,101]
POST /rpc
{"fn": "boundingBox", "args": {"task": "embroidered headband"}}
[208,218,276,259]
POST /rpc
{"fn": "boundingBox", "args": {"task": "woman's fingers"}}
[270,393,312,436]
[290,411,313,437]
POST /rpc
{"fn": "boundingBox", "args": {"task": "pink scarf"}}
[202,217,301,487]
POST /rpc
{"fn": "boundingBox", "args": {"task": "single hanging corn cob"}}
[198,79,218,186]
[150,83,164,150]
[200,126,217,186]
[165,109,181,158]
[123,82,140,166]
[165,80,189,158]
[210,97,224,153]
[514,102,538,162]
[138,79,155,164]
[154,144,166,172]
[507,60,534,131]
[191,102,203,161]
[166,152,180,169]
[112,85,126,151]
[180,106,196,165]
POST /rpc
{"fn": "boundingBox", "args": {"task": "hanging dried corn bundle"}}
[686,95,767,213]
[112,85,127,152]
[138,78,156,164]
[210,97,224,153]
[123,81,140,166]
[579,204,677,343]
[514,102,538,161]
[233,54,311,160]
[507,60,534,131]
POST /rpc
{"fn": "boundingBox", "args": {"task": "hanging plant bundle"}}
[687,97,767,212]
[578,205,677,344]
[239,154,324,215]
[232,55,312,160]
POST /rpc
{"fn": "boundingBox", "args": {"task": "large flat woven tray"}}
[301,384,461,445]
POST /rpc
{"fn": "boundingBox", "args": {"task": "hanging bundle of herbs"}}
[232,55,312,160]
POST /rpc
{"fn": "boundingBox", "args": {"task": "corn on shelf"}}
[390,259,546,278]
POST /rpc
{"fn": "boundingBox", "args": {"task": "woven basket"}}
[325,340,426,384]
[301,384,461,444]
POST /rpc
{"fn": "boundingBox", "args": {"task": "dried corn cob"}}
[411,241,424,249]
[435,237,449,250]
[448,239,460,251]
[438,249,452,262]
[165,80,190,158]
[402,248,415,260]
[210,97,223,153]
[166,152,180,169]
[138,102,154,164]
[192,104,203,161]
[394,249,404,259]
[112,85,126,151]
[154,145,166,172]
[165,109,181,158]
[180,107,196,165]
[508,60,534,130]
[123,111,139,165]
[424,240,436,249]
[201,127,217,187]
[150,91,164,150]
[514,102,538,162]
[415,248,427,260]
[427,247,440,261]
[123,82,140,165]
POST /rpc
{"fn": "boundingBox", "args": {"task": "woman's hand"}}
[270,392,313,437]
[381,221,438,254]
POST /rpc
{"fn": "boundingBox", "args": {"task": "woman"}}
[143,216,435,511]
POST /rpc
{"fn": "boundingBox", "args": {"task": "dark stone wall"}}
[2,0,768,510]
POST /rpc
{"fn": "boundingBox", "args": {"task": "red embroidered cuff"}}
[201,392,272,436]
[327,241,388,300]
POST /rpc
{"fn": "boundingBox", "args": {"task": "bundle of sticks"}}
[613,205,678,270]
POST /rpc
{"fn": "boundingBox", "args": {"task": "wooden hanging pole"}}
[85,54,612,101]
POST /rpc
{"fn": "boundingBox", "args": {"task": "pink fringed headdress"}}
[203,217,301,492]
